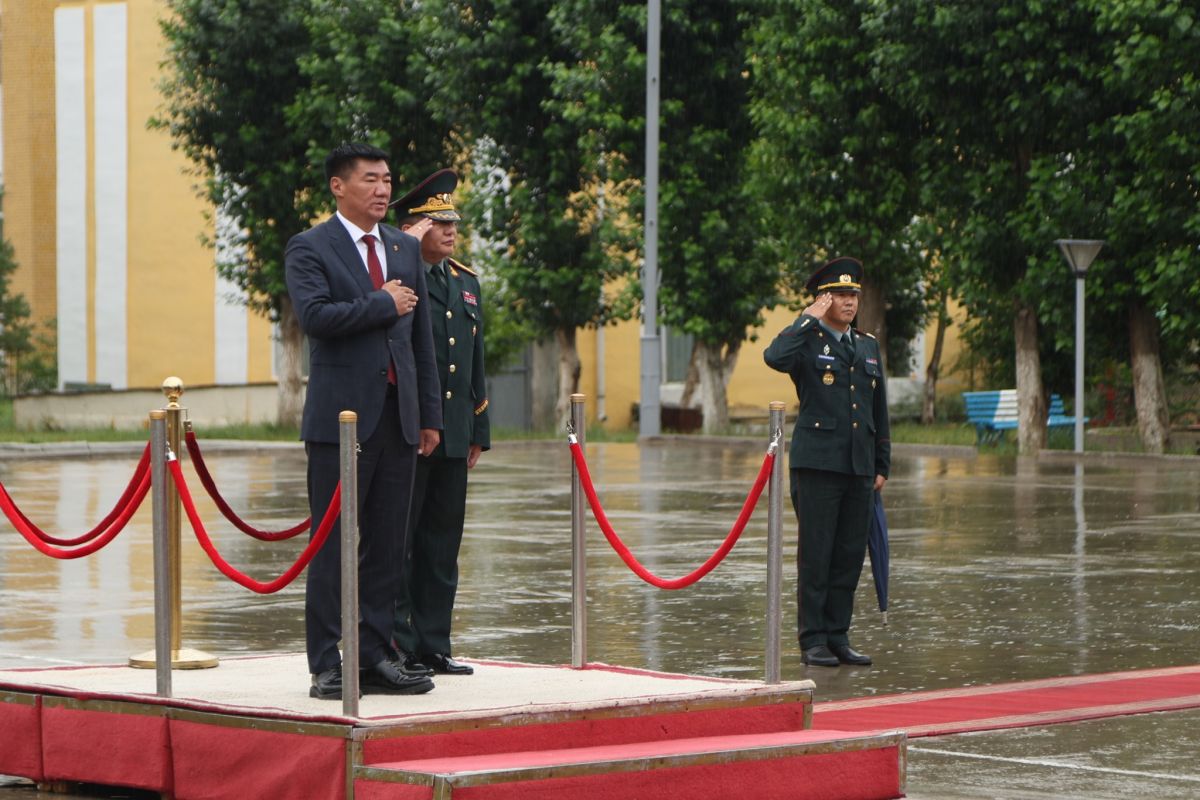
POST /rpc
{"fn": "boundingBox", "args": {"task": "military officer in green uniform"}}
[391,169,490,676]
[764,256,890,668]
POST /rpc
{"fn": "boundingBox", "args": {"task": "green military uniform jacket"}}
[427,257,490,457]
[764,314,890,479]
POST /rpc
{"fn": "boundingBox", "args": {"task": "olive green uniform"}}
[764,314,890,650]
[393,256,490,658]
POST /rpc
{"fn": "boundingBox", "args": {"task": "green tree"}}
[871,0,1110,453]
[748,0,929,375]
[1081,0,1200,451]
[422,0,640,425]
[155,0,314,426]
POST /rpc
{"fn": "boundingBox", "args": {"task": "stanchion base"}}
[128,648,220,670]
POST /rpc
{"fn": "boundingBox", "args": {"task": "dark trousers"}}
[304,393,417,674]
[790,468,872,650]
[393,455,468,656]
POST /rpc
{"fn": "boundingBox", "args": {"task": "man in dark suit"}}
[392,170,490,677]
[763,256,890,668]
[285,143,443,698]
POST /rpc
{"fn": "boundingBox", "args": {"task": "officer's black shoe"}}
[801,645,841,667]
[421,653,475,675]
[361,659,435,695]
[830,644,872,666]
[310,666,346,699]
[399,652,435,677]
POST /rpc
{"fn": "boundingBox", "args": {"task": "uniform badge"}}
[822,372,835,386]
[823,344,831,355]
[463,291,478,306]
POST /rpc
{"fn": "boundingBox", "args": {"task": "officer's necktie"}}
[433,261,448,289]
[844,330,856,362]
[361,233,395,384]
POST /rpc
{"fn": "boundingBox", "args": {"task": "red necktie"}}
[362,234,396,384]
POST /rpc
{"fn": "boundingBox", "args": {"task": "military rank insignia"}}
[823,344,831,355]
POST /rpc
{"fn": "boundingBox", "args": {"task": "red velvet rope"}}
[169,457,340,594]
[0,442,151,546]
[568,440,775,590]
[184,431,310,540]
[0,468,151,559]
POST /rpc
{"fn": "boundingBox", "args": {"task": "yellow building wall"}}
[1,0,59,322]
[2,0,276,393]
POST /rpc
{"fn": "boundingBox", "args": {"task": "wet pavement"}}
[1,438,1199,798]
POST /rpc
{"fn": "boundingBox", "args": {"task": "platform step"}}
[354,728,906,800]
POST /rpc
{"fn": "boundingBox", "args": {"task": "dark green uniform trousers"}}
[393,454,468,657]
[790,467,873,651]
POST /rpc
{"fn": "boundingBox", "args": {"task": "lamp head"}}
[1055,239,1104,278]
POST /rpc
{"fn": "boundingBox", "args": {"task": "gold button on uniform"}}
[446,310,452,319]
[853,422,859,429]
[449,337,456,345]
[445,391,452,399]
[449,364,457,373]
[814,421,821,428]
[852,403,858,410]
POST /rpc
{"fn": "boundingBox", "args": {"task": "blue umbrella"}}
[866,489,889,624]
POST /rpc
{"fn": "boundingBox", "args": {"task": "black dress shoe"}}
[829,644,872,666]
[310,666,346,699]
[421,653,474,675]
[399,653,435,677]
[360,659,435,695]
[800,644,840,667]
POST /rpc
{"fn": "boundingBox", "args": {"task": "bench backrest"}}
[964,390,1067,423]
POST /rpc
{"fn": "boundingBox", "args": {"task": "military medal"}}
[822,372,835,386]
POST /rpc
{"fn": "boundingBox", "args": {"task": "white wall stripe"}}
[92,3,128,389]
[54,7,88,389]
[214,206,249,384]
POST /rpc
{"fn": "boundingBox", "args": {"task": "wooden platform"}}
[0,654,906,799]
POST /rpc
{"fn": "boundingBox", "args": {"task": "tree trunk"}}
[857,277,888,372]
[695,340,731,433]
[1014,303,1046,454]
[553,326,582,430]
[679,340,701,408]
[276,297,305,428]
[1128,301,1170,453]
[920,291,949,424]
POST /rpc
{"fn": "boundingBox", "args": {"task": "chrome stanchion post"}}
[146,411,171,696]
[339,411,360,717]
[765,401,785,684]
[570,393,587,669]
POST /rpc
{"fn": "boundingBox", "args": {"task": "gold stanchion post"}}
[131,377,219,670]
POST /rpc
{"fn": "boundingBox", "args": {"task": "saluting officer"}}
[391,169,490,677]
[764,256,890,668]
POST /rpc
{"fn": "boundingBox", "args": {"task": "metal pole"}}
[765,401,785,684]
[149,411,171,697]
[1074,276,1085,453]
[639,0,662,438]
[339,411,360,717]
[130,379,216,670]
[570,394,588,669]
[163,379,184,655]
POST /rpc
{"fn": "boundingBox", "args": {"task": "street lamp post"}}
[1054,239,1104,453]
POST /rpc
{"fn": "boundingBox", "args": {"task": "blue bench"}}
[962,389,1086,446]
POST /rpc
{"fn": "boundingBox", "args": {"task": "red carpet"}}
[812,664,1200,737]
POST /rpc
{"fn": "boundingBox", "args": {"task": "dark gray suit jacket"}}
[285,216,442,444]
